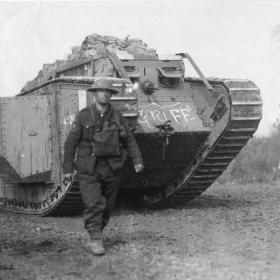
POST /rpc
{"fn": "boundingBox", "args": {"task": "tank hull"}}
[0,76,262,215]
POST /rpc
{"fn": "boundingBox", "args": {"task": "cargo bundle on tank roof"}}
[21,34,158,93]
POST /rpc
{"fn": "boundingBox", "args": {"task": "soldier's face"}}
[95,89,112,105]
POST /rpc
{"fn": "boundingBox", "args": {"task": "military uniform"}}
[63,103,143,239]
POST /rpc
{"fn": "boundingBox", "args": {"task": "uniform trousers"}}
[78,157,121,239]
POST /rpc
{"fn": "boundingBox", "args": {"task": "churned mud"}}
[1,182,280,280]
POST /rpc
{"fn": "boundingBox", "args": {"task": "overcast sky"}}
[0,0,280,135]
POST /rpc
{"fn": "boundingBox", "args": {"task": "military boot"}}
[87,236,105,256]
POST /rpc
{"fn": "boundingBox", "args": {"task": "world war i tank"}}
[0,34,262,215]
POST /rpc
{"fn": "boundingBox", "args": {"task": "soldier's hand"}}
[134,163,144,173]
[63,173,74,185]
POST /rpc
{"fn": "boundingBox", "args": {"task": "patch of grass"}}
[219,120,280,183]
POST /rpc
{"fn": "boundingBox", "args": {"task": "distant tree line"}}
[218,120,280,183]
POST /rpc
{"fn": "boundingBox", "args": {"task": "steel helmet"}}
[87,78,119,94]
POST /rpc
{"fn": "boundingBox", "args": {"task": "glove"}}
[134,163,144,173]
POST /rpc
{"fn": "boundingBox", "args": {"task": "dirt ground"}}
[1,182,280,280]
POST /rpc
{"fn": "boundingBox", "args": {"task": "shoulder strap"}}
[89,104,96,146]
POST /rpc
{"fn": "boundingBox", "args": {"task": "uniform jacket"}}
[63,103,143,175]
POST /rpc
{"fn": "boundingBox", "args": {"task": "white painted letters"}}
[138,102,195,131]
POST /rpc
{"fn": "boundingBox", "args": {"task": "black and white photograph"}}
[0,0,279,279]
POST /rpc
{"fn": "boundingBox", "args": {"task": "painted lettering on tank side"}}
[138,109,151,129]
[170,109,183,122]
[63,114,75,126]
[62,102,196,131]
[138,102,196,131]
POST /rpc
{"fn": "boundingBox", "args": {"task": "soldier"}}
[63,78,144,255]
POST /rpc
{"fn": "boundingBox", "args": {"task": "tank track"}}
[146,79,262,208]
[1,180,84,216]
[0,79,261,215]
[45,181,84,216]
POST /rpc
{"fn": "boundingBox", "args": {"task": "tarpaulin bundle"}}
[69,33,157,60]
[21,34,157,92]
